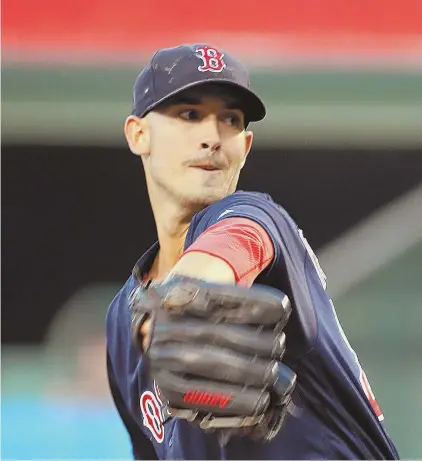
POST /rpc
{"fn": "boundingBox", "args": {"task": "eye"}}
[223,113,242,127]
[179,109,200,121]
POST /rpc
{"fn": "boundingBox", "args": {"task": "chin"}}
[182,188,228,209]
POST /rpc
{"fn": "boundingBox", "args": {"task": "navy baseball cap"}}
[131,44,266,123]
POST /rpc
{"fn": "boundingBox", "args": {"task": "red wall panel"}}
[3,0,421,60]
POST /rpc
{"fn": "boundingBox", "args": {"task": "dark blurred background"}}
[2,0,422,459]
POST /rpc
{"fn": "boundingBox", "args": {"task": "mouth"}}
[191,164,222,172]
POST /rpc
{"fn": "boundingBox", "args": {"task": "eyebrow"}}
[169,94,241,110]
[171,96,202,106]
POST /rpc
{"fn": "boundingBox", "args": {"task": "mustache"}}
[184,155,229,169]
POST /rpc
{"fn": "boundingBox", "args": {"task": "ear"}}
[124,115,150,157]
[240,130,254,168]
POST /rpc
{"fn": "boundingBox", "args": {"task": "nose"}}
[201,141,221,153]
[199,117,221,153]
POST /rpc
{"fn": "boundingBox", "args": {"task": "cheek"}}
[227,141,247,169]
[150,130,183,173]
[223,130,247,157]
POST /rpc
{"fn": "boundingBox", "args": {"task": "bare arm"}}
[139,217,273,350]
[167,251,236,284]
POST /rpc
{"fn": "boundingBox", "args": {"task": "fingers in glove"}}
[130,306,151,351]
[153,316,286,359]
[148,343,279,387]
[153,370,270,417]
[129,284,161,352]
[272,362,297,406]
[129,284,159,313]
[154,278,291,327]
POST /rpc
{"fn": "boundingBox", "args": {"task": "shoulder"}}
[199,190,289,215]
[190,190,294,231]
[185,191,307,283]
[186,190,298,245]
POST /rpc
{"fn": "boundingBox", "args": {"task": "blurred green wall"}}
[3,66,422,147]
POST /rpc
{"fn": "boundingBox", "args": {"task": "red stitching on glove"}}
[184,390,232,408]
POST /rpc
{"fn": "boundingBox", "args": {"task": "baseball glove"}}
[129,276,297,443]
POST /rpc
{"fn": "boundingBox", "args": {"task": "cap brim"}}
[141,78,266,123]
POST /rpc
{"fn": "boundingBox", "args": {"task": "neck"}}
[149,196,195,281]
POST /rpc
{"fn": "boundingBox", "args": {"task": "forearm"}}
[142,218,273,350]
[166,251,236,284]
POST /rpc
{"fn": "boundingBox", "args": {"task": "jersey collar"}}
[132,241,160,282]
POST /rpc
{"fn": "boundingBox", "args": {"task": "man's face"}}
[127,84,254,209]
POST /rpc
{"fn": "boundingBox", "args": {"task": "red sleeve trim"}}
[182,217,274,287]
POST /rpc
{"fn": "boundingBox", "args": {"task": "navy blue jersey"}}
[106,190,399,460]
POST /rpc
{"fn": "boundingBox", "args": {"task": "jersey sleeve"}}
[185,191,298,279]
[182,217,274,286]
[184,191,319,357]
[106,276,158,460]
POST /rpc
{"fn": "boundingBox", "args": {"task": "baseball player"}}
[106,44,399,460]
